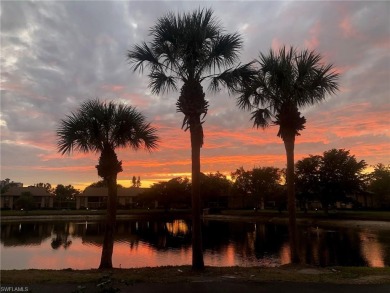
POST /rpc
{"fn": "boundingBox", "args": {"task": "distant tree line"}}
[137,149,389,211]
[3,149,389,212]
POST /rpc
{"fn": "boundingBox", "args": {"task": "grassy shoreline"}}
[1,209,389,224]
[1,209,389,218]
[1,265,390,285]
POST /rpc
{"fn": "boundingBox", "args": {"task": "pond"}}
[1,219,389,269]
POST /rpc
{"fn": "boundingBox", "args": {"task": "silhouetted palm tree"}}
[237,46,339,263]
[127,8,253,270]
[57,99,158,269]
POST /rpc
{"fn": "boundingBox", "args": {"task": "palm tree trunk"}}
[190,117,205,271]
[322,198,329,215]
[96,147,122,269]
[283,136,300,264]
[99,174,117,269]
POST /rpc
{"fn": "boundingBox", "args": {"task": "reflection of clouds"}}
[246,230,256,251]
[280,242,291,265]
[114,241,191,268]
[2,221,389,269]
[205,243,236,267]
[165,220,189,236]
[1,237,101,269]
[359,231,385,268]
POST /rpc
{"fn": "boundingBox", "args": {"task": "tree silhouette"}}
[369,163,390,208]
[54,184,80,209]
[127,8,253,270]
[296,149,367,212]
[237,46,339,263]
[231,167,281,209]
[87,180,123,188]
[57,99,158,269]
[34,183,54,194]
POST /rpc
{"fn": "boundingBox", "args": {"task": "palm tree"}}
[237,46,339,263]
[57,99,158,269]
[127,8,253,270]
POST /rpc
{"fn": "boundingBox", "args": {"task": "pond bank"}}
[0,210,191,222]
[1,265,390,286]
[1,210,389,227]
[2,281,390,293]
[203,215,390,230]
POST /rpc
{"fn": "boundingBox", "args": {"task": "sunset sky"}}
[1,1,389,190]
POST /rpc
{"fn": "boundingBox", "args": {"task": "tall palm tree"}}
[127,8,253,270]
[237,46,339,263]
[57,99,158,269]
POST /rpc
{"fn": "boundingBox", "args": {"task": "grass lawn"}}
[220,209,390,221]
[1,266,390,285]
[0,208,191,217]
[1,209,389,221]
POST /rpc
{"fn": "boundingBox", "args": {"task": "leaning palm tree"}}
[237,46,339,263]
[57,99,158,269]
[127,8,253,270]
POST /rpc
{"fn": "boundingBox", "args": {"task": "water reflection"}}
[360,231,385,267]
[51,223,72,249]
[166,220,189,236]
[1,220,388,269]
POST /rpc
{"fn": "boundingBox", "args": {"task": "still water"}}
[1,219,389,269]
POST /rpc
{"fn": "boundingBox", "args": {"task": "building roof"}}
[2,186,52,197]
[82,187,147,197]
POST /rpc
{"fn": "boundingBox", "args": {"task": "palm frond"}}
[294,55,339,107]
[148,71,178,94]
[208,62,257,93]
[131,122,159,152]
[128,7,250,98]
[238,45,339,137]
[57,109,100,155]
[127,42,160,73]
[200,33,242,74]
[110,103,159,152]
[250,108,273,129]
[57,99,159,156]
[236,89,255,111]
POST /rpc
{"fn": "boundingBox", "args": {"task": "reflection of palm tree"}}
[51,223,72,249]
[237,46,339,263]
[57,99,158,269]
[127,8,253,270]
[51,235,62,249]
[51,235,72,249]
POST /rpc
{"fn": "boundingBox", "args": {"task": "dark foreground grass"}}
[1,266,390,285]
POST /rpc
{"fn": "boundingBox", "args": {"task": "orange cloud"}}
[308,103,389,139]
[32,165,95,172]
[121,92,151,107]
[100,84,126,92]
[304,21,320,50]
[0,81,26,93]
[340,16,360,38]
[271,38,283,51]
[205,127,281,146]
[38,145,101,161]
